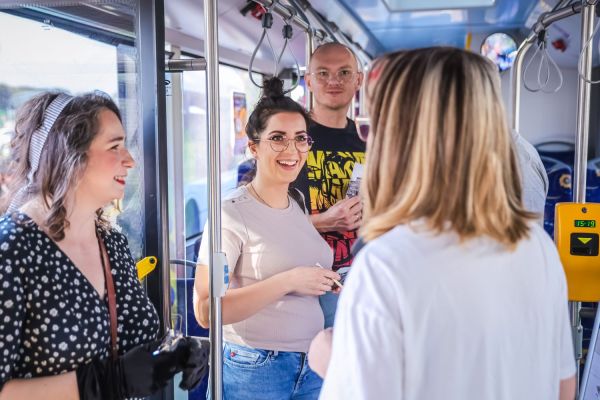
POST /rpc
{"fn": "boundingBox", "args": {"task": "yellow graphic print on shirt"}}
[306,150,365,269]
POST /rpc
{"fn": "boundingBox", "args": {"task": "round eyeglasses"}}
[309,69,357,84]
[256,135,314,153]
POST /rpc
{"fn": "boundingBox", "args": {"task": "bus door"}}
[0,1,172,398]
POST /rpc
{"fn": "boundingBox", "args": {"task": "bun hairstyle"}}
[245,77,309,142]
[243,77,310,212]
[262,77,285,99]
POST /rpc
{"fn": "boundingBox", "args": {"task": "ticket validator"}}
[555,202,600,301]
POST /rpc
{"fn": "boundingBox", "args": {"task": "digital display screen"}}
[575,220,596,228]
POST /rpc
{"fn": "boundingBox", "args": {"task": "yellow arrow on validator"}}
[578,237,593,245]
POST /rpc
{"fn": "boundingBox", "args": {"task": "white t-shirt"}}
[320,223,575,400]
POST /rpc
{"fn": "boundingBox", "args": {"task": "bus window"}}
[0,7,145,260]
[176,65,260,245]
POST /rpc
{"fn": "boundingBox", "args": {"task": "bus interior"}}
[1,0,600,398]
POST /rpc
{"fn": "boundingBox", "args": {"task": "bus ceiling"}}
[164,0,375,74]
[162,0,598,72]
[3,1,596,71]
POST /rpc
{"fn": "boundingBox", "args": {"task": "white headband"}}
[8,93,74,213]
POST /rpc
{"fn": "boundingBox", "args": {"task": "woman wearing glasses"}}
[193,77,340,400]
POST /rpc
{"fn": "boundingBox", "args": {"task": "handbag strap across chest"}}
[96,230,118,360]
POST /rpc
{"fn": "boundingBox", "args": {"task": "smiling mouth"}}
[114,175,126,185]
[277,160,298,167]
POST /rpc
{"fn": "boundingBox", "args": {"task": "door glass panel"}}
[0,5,146,259]
[166,63,260,399]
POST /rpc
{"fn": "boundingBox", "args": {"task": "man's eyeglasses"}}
[256,135,314,153]
[309,69,357,84]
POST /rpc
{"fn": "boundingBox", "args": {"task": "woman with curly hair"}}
[0,91,207,400]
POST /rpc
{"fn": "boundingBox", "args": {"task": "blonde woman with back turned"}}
[319,47,576,400]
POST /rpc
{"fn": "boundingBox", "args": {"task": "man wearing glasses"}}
[293,43,365,328]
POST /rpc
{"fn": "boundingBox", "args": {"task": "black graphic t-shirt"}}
[293,119,366,270]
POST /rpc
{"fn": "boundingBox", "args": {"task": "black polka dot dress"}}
[0,212,160,390]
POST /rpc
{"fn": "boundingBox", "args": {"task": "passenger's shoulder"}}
[0,213,37,271]
[353,226,417,274]
[102,226,130,246]
[345,228,414,317]
[221,187,252,224]
[516,223,565,278]
[0,213,21,235]
[523,223,569,290]
[361,224,422,253]
[223,186,252,206]
[525,222,556,251]
[513,131,544,168]
[0,213,36,249]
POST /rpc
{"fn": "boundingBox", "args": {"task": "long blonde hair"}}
[361,47,535,246]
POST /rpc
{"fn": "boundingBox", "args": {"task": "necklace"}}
[249,182,289,208]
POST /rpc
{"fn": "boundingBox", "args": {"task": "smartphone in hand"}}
[346,163,364,198]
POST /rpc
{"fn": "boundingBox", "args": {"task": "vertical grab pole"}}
[306,29,314,112]
[572,2,596,394]
[510,39,533,133]
[204,0,224,398]
[574,3,595,203]
[168,46,186,263]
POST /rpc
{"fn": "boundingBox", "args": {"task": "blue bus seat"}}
[535,140,575,167]
[237,158,256,186]
[586,158,600,203]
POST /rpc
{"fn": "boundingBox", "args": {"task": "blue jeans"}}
[319,291,339,329]
[207,342,323,400]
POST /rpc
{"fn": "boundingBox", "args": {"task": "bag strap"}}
[96,230,118,360]
[288,187,307,214]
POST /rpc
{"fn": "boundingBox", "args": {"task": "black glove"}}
[178,337,211,390]
[76,338,188,400]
